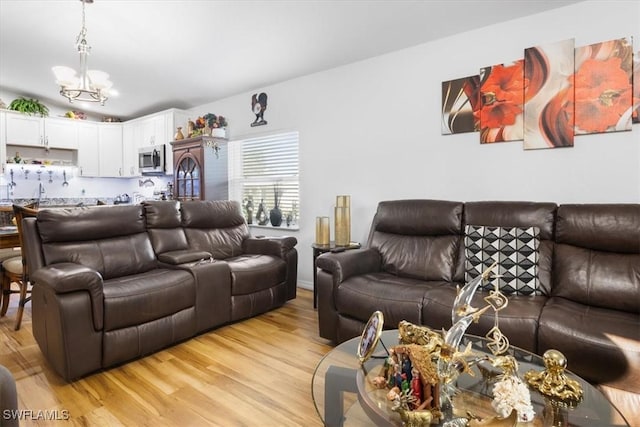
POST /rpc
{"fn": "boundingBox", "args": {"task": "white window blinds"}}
[229,131,299,225]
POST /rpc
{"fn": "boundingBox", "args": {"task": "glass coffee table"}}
[312,330,629,427]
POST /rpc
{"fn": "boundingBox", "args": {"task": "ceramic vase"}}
[174,127,184,140]
[270,207,283,227]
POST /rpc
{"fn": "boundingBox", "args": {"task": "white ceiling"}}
[0,0,581,120]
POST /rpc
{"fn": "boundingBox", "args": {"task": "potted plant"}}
[203,113,228,138]
[7,97,49,117]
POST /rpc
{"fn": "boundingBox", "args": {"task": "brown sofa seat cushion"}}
[422,285,546,353]
[102,269,195,331]
[538,297,640,393]
[226,255,286,295]
[335,272,446,327]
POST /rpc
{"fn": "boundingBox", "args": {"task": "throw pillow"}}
[465,225,541,296]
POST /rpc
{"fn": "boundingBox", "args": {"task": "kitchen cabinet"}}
[4,112,41,147]
[121,123,137,177]
[77,122,100,177]
[172,136,228,201]
[44,118,79,149]
[0,111,6,167]
[4,112,79,149]
[127,109,190,176]
[98,124,124,177]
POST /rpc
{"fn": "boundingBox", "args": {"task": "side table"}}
[312,241,361,308]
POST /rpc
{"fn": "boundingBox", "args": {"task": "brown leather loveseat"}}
[22,200,297,381]
[316,199,639,423]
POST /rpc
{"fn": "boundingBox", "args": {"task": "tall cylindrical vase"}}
[315,216,330,245]
[334,195,351,246]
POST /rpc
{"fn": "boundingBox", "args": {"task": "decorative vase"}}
[270,207,283,227]
[315,217,330,245]
[256,200,268,225]
[174,127,184,140]
[334,195,351,246]
[211,127,226,138]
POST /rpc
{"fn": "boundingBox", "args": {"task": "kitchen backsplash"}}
[1,165,173,204]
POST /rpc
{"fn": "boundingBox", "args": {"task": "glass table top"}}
[312,330,628,427]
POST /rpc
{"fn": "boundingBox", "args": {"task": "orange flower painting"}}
[524,39,575,150]
[479,60,527,143]
[633,49,640,124]
[573,38,633,134]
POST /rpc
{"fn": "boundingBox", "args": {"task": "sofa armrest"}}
[243,236,298,259]
[31,262,104,331]
[316,248,382,283]
[158,250,213,265]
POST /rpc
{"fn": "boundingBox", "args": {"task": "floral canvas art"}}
[573,37,633,134]
[441,75,481,134]
[479,60,527,143]
[633,49,640,124]
[524,39,575,150]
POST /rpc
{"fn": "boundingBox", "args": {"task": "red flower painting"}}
[573,38,633,134]
[479,61,527,143]
[573,57,632,133]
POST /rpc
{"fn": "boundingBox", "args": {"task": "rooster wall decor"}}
[251,92,268,127]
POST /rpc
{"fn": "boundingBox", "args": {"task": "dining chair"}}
[0,204,38,330]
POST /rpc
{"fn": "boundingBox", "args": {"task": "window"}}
[229,131,299,226]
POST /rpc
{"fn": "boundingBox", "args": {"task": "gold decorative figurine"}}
[524,349,583,405]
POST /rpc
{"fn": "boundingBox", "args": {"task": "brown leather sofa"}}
[316,199,639,423]
[22,200,297,381]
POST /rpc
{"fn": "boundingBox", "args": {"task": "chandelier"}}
[52,0,112,105]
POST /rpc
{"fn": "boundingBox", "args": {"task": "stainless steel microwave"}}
[138,145,165,175]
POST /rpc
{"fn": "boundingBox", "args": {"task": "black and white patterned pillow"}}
[465,225,541,296]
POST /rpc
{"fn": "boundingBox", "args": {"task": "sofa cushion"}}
[37,205,147,242]
[539,297,640,393]
[368,200,463,282]
[553,244,640,313]
[102,269,195,331]
[41,233,157,280]
[554,204,640,314]
[371,233,461,281]
[143,201,189,254]
[226,254,286,295]
[335,272,446,327]
[465,225,542,295]
[462,201,556,295]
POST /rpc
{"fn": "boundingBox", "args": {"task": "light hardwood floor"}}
[0,288,335,426]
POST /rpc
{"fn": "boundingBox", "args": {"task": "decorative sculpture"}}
[524,349,583,405]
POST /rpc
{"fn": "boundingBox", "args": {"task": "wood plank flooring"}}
[0,289,335,426]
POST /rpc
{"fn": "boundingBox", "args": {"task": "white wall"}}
[195,1,640,288]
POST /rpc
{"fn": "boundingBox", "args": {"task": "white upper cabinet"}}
[98,124,124,177]
[0,111,6,167]
[44,117,79,149]
[77,122,100,177]
[122,123,138,177]
[136,114,166,147]
[3,112,79,149]
[5,112,43,147]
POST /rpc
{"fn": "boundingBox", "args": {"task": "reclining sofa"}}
[317,199,639,422]
[22,200,297,381]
